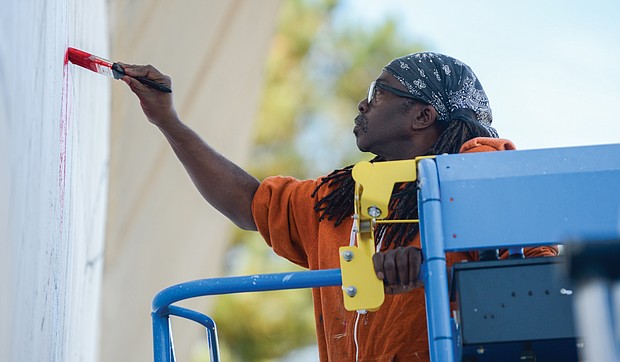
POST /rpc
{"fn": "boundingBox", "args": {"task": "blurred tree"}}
[201,0,426,361]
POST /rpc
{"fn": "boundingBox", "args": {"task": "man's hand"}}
[118,63,177,127]
[373,246,423,294]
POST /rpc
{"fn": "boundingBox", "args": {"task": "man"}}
[121,52,557,361]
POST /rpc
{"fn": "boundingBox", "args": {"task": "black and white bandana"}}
[384,52,497,136]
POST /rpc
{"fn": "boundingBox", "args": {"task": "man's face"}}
[354,71,419,160]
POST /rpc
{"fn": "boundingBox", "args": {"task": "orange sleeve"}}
[251,176,321,268]
[459,137,516,153]
[523,245,559,257]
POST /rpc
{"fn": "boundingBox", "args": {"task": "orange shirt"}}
[251,138,558,361]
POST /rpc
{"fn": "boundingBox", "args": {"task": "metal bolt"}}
[345,286,357,297]
[367,206,382,218]
[341,250,354,262]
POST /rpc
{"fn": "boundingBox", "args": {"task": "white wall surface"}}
[0,0,109,361]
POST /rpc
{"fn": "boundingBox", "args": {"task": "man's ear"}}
[411,104,438,130]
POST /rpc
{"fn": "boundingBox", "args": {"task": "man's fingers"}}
[372,252,385,280]
[122,75,148,94]
[118,63,171,85]
[408,247,422,286]
[382,250,397,285]
[120,63,154,77]
[373,247,423,294]
[396,247,410,286]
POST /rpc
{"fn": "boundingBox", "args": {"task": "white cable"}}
[354,312,361,361]
[354,309,367,361]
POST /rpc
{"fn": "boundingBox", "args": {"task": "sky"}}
[335,0,620,150]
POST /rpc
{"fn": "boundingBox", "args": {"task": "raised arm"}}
[120,63,259,231]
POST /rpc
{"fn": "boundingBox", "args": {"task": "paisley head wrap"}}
[384,52,497,136]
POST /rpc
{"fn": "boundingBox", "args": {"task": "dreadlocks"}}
[312,117,497,250]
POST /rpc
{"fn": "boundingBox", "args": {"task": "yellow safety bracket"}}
[339,156,434,311]
[339,245,384,311]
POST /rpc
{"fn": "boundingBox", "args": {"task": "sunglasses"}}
[367,81,424,105]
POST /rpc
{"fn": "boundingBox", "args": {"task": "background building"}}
[104,2,281,361]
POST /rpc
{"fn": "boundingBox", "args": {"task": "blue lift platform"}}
[152,143,620,362]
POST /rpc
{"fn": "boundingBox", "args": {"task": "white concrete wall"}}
[0,1,109,361]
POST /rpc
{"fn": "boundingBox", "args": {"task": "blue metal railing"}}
[152,269,342,362]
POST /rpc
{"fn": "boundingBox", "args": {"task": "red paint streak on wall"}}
[59,51,72,233]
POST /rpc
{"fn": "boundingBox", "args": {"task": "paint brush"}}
[67,47,172,93]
